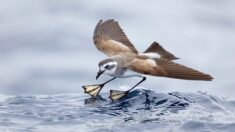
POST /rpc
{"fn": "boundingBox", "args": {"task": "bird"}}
[82,19,213,101]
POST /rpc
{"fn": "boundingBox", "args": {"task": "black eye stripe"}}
[106,65,115,70]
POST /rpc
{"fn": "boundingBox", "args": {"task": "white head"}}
[96,59,118,79]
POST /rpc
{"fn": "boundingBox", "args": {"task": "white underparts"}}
[120,70,143,78]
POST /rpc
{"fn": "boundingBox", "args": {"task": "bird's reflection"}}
[84,95,106,104]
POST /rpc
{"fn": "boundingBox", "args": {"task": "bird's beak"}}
[96,70,105,80]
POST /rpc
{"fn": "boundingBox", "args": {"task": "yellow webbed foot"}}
[109,90,128,101]
[82,84,104,97]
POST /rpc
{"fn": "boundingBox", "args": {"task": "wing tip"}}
[203,74,214,81]
[93,19,118,39]
[144,41,179,60]
[97,19,115,25]
[158,60,214,81]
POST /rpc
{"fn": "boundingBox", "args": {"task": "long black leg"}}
[83,77,116,97]
[102,77,116,86]
[127,77,146,92]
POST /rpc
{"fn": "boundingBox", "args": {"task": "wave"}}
[0,89,235,132]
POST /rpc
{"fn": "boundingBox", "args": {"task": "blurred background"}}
[0,0,234,99]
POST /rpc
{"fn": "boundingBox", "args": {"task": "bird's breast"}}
[119,69,143,78]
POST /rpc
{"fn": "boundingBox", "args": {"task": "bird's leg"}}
[82,77,116,97]
[109,77,146,101]
[127,77,146,92]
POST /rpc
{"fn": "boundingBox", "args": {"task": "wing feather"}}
[144,42,179,60]
[128,58,213,81]
[93,19,138,56]
[157,60,213,80]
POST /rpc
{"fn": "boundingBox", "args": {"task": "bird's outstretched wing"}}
[128,58,213,81]
[143,42,179,60]
[93,19,138,56]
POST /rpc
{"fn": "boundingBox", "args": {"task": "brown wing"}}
[144,41,179,60]
[128,58,213,81]
[93,19,138,56]
[156,59,213,80]
[128,58,167,76]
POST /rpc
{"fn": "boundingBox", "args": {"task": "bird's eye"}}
[104,65,109,69]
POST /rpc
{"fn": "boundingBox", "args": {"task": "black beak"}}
[96,70,104,80]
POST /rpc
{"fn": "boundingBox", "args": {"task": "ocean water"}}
[1,0,235,131]
[1,89,235,132]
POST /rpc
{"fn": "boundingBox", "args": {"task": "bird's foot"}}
[109,90,129,101]
[82,84,104,97]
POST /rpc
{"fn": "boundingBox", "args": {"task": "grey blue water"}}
[1,89,235,132]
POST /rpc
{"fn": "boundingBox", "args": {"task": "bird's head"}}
[96,59,118,80]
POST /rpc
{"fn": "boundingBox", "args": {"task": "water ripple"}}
[0,89,235,132]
